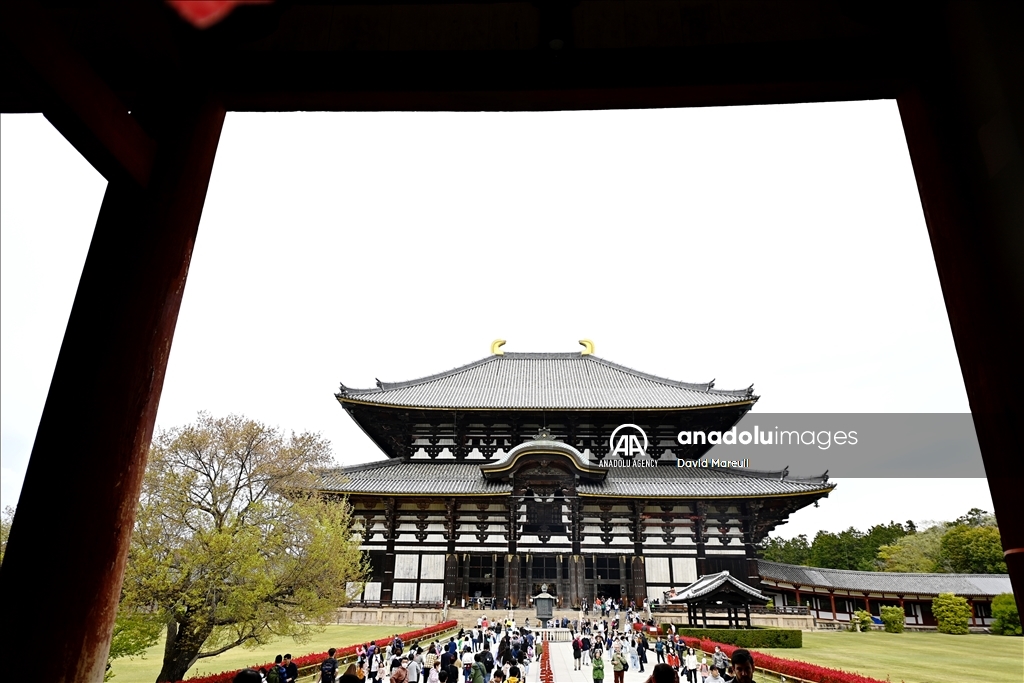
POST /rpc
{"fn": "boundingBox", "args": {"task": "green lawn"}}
[109,624,397,683]
[752,630,1023,683]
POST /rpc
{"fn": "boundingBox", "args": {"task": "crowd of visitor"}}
[230,613,760,683]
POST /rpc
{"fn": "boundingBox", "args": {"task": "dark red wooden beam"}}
[0,94,224,683]
[0,1,156,186]
[897,2,1023,611]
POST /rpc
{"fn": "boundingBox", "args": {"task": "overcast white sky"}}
[1,101,994,538]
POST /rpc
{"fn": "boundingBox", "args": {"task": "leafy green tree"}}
[937,524,1006,574]
[809,528,864,570]
[990,593,1022,636]
[0,505,13,565]
[877,524,944,572]
[863,522,912,564]
[105,612,163,680]
[760,534,811,565]
[932,593,971,634]
[949,507,996,528]
[121,414,369,683]
[809,522,911,571]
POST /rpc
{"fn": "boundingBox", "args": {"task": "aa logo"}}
[608,424,648,458]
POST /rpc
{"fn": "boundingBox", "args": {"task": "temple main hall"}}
[317,342,833,608]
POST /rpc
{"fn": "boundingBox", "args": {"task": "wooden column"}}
[568,555,585,609]
[507,555,521,608]
[830,592,837,621]
[0,95,224,683]
[693,503,709,578]
[444,554,461,605]
[896,2,1024,613]
[382,500,398,605]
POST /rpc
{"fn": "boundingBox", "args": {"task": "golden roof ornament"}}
[579,339,595,355]
[491,339,506,355]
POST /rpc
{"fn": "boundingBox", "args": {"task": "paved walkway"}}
[527,642,656,683]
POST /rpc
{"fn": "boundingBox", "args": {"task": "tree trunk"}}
[155,618,210,683]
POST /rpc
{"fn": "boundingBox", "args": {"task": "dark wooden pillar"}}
[570,498,583,555]
[462,552,472,605]
[524,557,532,602]
[631,556,647,608]
[444,554,461,605]
[491,554,498,600]
[896,1,1024,613]
[0,95,224,683]
[743,501,763,583]
[693,502,708,577]
[508,555,521,608]
[382,499,398,605]
[568,555,585,609]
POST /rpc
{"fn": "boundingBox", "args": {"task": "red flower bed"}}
[676,636,885,683]
[176,620,459,683]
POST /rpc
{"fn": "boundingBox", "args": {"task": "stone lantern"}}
[534,584,556,622]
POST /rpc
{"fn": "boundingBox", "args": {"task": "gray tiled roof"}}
[337,353,756,410]
[577,466,833,497]
[318,459,833,498]
[669,571,769,602]
[318,459,512,495]
[757,560,1012,597]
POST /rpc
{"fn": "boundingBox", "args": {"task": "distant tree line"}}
[760,508,1007,574]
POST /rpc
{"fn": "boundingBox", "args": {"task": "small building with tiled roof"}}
[322,343,833,609]
[757,560,1012,628]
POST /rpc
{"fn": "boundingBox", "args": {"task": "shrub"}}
[848,610,873,632]
[673,627,801,648]
[932,593,971,634]
[990,593,1022,636]
[879,606,904,633]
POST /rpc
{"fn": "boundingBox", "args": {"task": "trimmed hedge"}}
[879,606,905,633]
[672,627,802,648]
[933,593,971,635]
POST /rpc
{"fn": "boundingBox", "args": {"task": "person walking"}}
[684,648,698,683]
[712,647,728,677]
[572,634,583,671]
[320,648,339,683]
[470,655,486,683]
[611,648,628,683]
[592,649,605,683]
[654,637,665,664]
